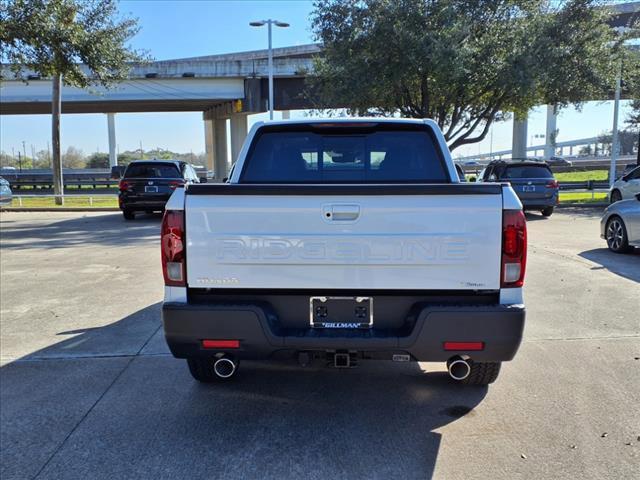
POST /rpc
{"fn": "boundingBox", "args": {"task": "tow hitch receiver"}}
[333,352,356,368]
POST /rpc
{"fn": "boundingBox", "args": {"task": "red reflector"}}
[444,342,484,351]
[202,340,240,349]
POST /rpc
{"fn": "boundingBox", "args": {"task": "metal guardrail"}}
[558,180,609,191]
[1,172,117,190]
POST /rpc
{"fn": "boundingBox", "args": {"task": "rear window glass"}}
[125,163,180,178]
[502,165,553,179]
[240,127,448,183]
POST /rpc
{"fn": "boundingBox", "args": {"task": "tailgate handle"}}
[328,204,360,221]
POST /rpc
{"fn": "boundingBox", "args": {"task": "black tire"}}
[605,216,632,253]
[460,361,501,385]
[123,209,135,220]
[610,190,622,204]
[541,207,554,217]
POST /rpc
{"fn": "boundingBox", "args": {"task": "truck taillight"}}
[169,180,185,190]
[161,210,185,286]
[546,180,559,189]
[119,180,131,192]
[501,210,527,288]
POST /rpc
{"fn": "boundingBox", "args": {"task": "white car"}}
[160,118,527,387]
[601,193,640,253]
[610,165,640,203]
[0,177,12,205]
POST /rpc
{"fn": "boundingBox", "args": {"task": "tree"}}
[61,146,85,168]
[597,129,639,157]
[1,0,145,203]
[86,152,109,169]
[309,0,638,151]
[627,99,640,128]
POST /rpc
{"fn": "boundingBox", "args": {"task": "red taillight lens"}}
[161,210,185,286]
[169,180,185,190]
[444,342,484,351]
[501,210,527,288]
[119,180,131,192]
[202,340,240,349]
[546,180,559,189]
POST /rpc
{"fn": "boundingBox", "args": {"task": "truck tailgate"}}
[184,185,503,291]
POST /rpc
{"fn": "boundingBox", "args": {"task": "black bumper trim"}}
[162,302,525,362]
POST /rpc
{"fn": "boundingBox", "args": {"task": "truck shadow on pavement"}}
[0,303,487,480]
[0,212,161,250]
[579,248,640,283]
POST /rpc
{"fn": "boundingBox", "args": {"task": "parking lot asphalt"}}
[1,209,638,480]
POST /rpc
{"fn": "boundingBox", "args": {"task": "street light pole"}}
[268,21,273,120]
[609,62,622,188]
[250,19,289,120]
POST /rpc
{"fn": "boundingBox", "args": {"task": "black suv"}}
[477,159,559,216]
[118,160,201,220]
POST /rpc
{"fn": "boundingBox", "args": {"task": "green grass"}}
[9,196,118,208]
[559,192,608,203]
[554,170,608,182]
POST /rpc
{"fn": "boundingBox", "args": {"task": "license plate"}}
[522,185,536,192]
[145,186,158,193]
[310,296,373,329]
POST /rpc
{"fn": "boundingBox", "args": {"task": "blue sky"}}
[0,0,633,159]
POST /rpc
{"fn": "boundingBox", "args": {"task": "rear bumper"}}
[119,193,170,210]
[520,197,557,209]
[162,302,525,362]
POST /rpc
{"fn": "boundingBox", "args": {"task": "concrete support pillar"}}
[512,112,528,159]
[230,113,249,163]
[204,117,215,171]
[544,105,558,160]
[107,113,117,167]
[214,118,228,181]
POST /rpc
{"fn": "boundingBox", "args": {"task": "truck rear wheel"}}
[541,207,554,217]
[460,361,501,385]
[123,209,135,220]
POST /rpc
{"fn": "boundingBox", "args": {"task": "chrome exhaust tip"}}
[213,357,237,379]
[447,356,471,381]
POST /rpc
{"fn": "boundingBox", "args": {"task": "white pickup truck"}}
[161,119,527,385]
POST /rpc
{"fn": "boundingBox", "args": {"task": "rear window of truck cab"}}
[240,124,449,183]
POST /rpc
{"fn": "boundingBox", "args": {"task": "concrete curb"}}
[1,207,120,212]
[556,203,608,208]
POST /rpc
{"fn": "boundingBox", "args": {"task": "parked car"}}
[621,163,637,177]
[118,160,202,220]
[547,156,572,167]
[161,118,527,386]
[610,165,640,203]
[110,165,125,180]
[477,160,559,216]
[601,193,640,253]
[0,177,12,205]
[463,160,481,166]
